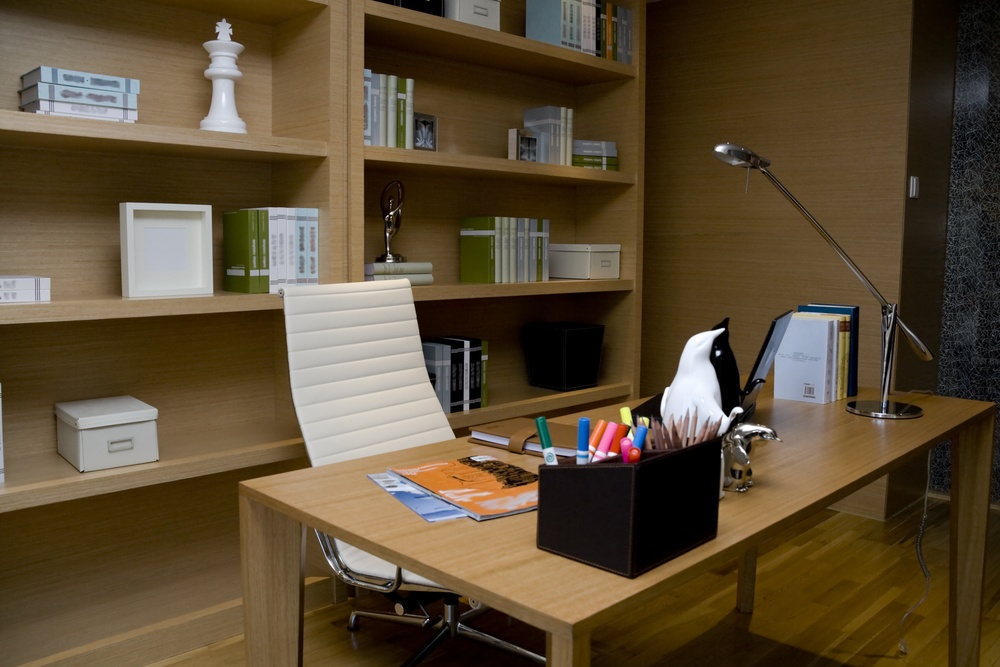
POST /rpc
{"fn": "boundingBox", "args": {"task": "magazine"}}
[388,455,539,521]
[367,472,468,523]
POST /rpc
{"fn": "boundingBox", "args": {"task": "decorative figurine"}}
[722,422,781,492]
[377,180,405,263]
[659,328,744,449]
[200,18,247,134]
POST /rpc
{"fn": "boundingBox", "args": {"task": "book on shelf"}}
[481,340,489,408]
[794,311,848,400]
[287,207,319,286]
[21,66,140,94]
[798,303,859,397]
[364,261,433,275]
[774,311,839,404]
[424,336,482,412]
[422,340,451,413]
[363,68,373,146]
[526,1,632,62]
[368,472,467,522]
[223,209,267,293]
[386,74,398,149]
[470,417,579,459]
[387,455,539,521]
[20,83,138,110]
[0,382,4,484]
[529,218,551,281]
[245,207,287,293]
[459,216,497,283]
[20,99,138,122]
[0,275,51,303]
[365,273,434,285]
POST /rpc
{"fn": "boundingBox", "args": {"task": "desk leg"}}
[736,546,758,614]
[240,494,306,667]
[949,411,995,667]
[547,630,591,667]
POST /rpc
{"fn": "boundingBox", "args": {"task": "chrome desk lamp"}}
[712,142,933,419]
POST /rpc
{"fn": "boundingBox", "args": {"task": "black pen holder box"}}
[536,436,721,578]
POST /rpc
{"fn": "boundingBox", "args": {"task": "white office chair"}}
[281,279,544,666]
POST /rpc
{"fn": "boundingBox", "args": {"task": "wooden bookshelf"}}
[0,0,644,662]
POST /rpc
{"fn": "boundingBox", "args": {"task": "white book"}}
[404,78,414,150]
[20,99,138,121]
[774,313,837,404]
[0,289,50,303]
[516,218,528,283]
[246,208,286,293]
[365,261,434,275]
[285,207,298,285]
[20,83,138,109]
[564,107,574,166]
[363,68,372,146]
[21,66,140,94]
[0,276,50,290]
[377,73,388,147]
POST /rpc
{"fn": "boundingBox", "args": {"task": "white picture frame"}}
[120,202,214,298]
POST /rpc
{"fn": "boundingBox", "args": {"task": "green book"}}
[223,209,259,293]
[459,216,497,283]
[255,209,269,293]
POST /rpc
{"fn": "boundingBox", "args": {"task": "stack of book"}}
[364,261,434,286]
[422,335,488,413]
[516,106,573,165]
[525,0,634,63]
[572,139,618,171]
[459,216,549,284]
[363,69,415,149]
[0,275,51,304]
[19,66,139,123]
[223,208,319,294]
[774,304,859,404]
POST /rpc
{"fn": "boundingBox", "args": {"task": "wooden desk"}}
[239,391,995,666]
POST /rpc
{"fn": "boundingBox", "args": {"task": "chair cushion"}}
[337,539,443,590]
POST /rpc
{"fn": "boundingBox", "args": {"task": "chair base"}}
[349,593,545,666]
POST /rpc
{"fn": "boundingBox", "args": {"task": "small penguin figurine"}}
[722,422,781,492]
[660,328,744,447]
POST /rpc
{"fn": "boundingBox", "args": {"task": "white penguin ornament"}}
[659,328,743,449]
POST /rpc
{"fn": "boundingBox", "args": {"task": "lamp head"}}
[713,143,771,170]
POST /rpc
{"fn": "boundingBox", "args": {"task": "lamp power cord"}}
[897,449,933,655]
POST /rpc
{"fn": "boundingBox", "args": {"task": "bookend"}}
[536,435,722,578]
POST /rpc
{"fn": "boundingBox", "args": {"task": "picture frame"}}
[120,202,214,298]
[413,113,437,151]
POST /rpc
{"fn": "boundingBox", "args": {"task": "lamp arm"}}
[757,167,934,362]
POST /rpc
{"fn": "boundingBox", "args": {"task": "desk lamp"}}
[712,142,934,419]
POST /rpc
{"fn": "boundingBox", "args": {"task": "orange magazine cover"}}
[388,455,538,520]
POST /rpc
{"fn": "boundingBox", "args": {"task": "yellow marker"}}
[619,406,634,437]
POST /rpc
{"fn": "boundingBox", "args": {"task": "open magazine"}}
[368,472,468,523]
[387,455,538,521]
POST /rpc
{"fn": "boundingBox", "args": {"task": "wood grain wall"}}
[641,0,956,398]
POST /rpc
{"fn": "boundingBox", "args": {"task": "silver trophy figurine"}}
[377,180,405,263]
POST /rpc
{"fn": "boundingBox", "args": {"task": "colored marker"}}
[628,446,641,462]
[620,437,633,463]
[576,417,591,465]
[631,424,649,451]
[588,419,609,462]
[619,406,635,436]
[535,416,558,466]
[593,422,618,462]
[610,422,630,456]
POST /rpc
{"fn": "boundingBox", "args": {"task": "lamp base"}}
[846,399,923,419]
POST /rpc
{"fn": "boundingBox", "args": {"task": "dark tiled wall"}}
[934,0,1000,500]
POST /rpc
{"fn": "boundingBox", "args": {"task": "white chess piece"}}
[200,18,247,133]
[660,328,743,447]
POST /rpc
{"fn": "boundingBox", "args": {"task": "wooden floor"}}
[153,498,1000,666]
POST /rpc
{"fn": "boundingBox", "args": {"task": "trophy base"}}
[376,253,405,263]
[846,399,923,419]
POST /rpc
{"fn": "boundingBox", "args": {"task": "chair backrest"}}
[282,280,455,467]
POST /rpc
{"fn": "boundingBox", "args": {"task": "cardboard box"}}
[549,243,621,279]
[444,0,500,30]
[537,437,722,577]
[54,396,158,472]
[524,322,603,391]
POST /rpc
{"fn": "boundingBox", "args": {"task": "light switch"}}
[908,176,920,199]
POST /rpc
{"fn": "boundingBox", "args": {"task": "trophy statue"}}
[200,18,247,134]
[377,180,405,263]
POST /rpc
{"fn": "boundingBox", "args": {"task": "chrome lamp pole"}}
[712,143,933,419]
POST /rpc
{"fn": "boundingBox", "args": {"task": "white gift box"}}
[548,243,621,279]
[444,0,500,30]
[54,396,159,472]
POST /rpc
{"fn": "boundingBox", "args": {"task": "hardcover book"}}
[364,261,434,275]
[222,209,260,293]
[387,455,539,521]
[798,303,859,397]
[421,340,451,412]
[364,273,434,286]
[20,100,138,122]
[20,83,138,110]
[21,66,140,93]
[470,417,578,458]
[774,312,838,404]
[459,216,497,283]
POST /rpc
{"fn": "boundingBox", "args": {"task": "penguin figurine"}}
[660,328,744,447]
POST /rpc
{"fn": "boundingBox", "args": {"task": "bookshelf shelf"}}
[0,293,283,325]
[413,278,634,301]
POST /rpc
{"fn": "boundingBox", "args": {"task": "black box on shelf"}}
[523,322,604,391]
[536,436,721,578]
[374,0,445,16]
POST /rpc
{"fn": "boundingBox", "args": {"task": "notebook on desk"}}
[740,309,794,416]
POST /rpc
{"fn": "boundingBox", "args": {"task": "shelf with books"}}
[365,145,635,185]
[365,1,636,85]
[412,278,633,301]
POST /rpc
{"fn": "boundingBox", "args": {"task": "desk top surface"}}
[240,391,994,636]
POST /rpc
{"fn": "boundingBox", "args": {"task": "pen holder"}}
[536,436,722,578]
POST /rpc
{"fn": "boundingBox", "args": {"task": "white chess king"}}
[200,18,246,133]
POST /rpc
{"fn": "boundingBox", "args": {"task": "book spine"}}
[254,209,269,293]
[404,78,414,150]
[480,340,489,407]
[386,75,398,148]
[364,261,434,275]
[0,276,50,290]
[396,77,408,149]
[21,66,141,93]
[20,83,138,109]
[0,289,50,303]
[20,100,138,121]
[307,208,319,285]
[422,342,450,413]
[364,273,434,285]
[222,210,256,293]
[268,208,286,293]
[377,73,388,147]
[363,68,373,146]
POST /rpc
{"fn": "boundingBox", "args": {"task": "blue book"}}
[798,303,860,397]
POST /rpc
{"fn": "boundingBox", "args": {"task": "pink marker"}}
[619,437,633,463]
[592,422,618,462]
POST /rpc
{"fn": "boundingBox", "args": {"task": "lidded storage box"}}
[548,243,621,279]
[54,395,159,472]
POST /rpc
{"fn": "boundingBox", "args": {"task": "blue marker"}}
[536,416,558,466]
[576,417,590,465]
[631,424,649,452]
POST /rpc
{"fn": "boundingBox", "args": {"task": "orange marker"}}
[610,422,630,456]
[587,419,608,462]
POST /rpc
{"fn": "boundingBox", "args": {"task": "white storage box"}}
[55,396,159,472]
[445,0,500,30]
[549,244,621,279]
